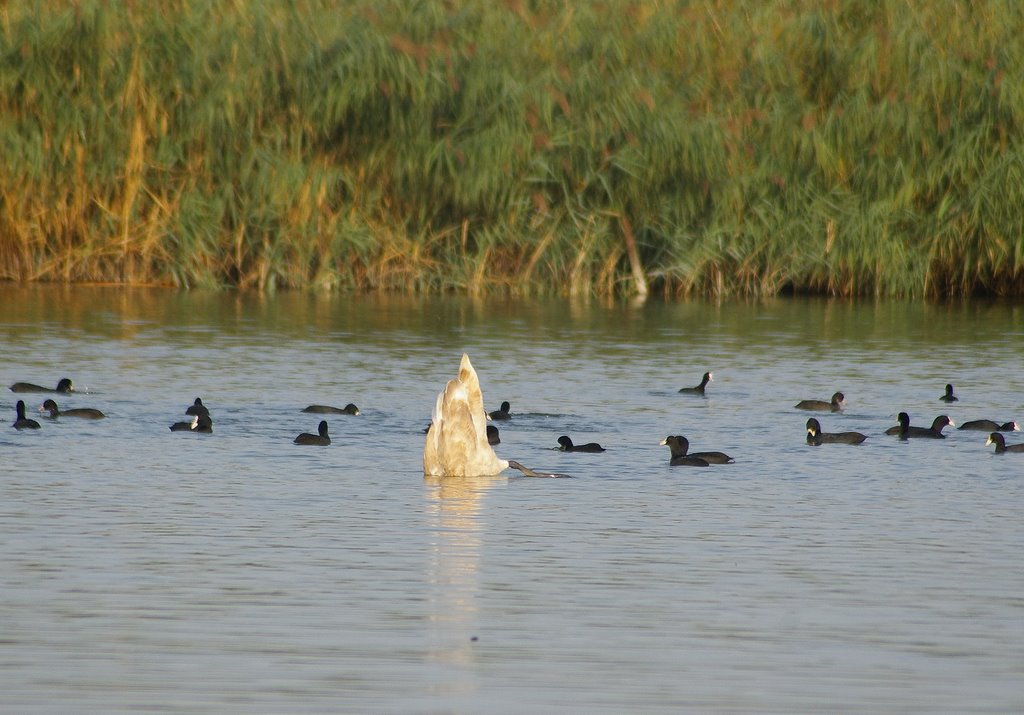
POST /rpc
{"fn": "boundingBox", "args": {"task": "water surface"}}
[2,286,1022,713]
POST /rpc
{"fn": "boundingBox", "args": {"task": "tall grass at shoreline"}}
[0,1,1021,297]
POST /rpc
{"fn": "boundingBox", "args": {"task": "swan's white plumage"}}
[423,354,509,477]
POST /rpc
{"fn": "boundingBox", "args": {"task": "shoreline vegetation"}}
[0,1,1021,297]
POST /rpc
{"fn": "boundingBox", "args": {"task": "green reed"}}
[0,0,1020,296]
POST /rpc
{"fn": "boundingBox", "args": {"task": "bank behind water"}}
[1,1,1022,297]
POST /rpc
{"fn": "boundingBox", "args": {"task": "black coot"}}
[795,391,845,412]
[958,419,1019,432]
[186,398,210,416]
[10,378,74,394]
[805,418,867,445]
[302,403,359,415]
[907,415,954,438]
[40,399,105,419]
[658,436,709,466]
[660,435,733,464]
[13,400,41,429]
[488,401,512,420]
[887,414,953,438]
[295,420,331,445]
[170,414,213,433]
[986,432,1024,454]
[678,372,713,395]
[556,435,605,452]
[884,412,911,438]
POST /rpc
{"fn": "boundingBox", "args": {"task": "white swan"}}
[423,354,509,477]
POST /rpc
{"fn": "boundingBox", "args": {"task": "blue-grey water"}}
[2,286,1023,713]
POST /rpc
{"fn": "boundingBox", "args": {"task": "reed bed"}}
[0,0,1021,296]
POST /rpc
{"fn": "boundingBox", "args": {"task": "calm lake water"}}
[2,285,1023,713]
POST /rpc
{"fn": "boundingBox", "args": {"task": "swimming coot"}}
[678,372,713,395]
[795,391,845,412]
[986,432,1024,454]
[40,399,105,419]
[302,403,360,415]
[169,417,196,432]
[907,415,954,438]
[884,413,953,438]
[939,384,958,403]
[186,398,210,416]
[9,378,74,394]
[958,419,1020,432]
[556,435,605,452]
[805,418,867,445]
[294,420,331,445]
[13,400,41,429]
[170,414,213,433]
[884,412,911,438]
[488,401,512,420]
[658,436,710,466]
[660,435,733,464]
[192,414,213,433]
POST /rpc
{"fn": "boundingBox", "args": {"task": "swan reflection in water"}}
[423,473,505,673]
